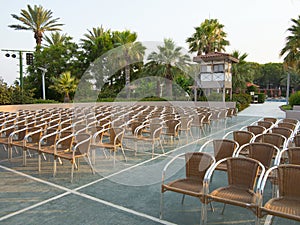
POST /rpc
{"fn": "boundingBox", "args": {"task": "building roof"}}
[193,52,239,63]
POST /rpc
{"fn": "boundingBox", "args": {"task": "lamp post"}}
[286,72,290,105]
[37,67,47,100]
[1,49,34,91]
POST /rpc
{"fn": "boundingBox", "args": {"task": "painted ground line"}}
[0,192,70,222]
[0,164,175,225]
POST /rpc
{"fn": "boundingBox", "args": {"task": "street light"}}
[2,49,34,91]
[37,67,47,100]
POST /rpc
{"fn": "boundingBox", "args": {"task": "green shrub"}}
[257,93,265,103]
[32,99,60,104]
[289,91,300,107]
[232,93,252,111]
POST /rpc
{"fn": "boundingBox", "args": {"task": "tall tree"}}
[231,50,249,93]
[112,30,145,98]
[8,5,63,46]
[49,71,78,102]
[81,26,113,61]
[186,19,230,55]
[280,15,300,70]
[147,38,191,98]
[26,35,80,100]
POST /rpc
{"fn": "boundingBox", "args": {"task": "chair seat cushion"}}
[262,197,300,221]
[162,178,203,197]
[209,186,256,207]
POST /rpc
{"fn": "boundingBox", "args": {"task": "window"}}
[213,64,224,73]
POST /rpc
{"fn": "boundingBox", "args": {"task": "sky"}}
[0,0,300,85]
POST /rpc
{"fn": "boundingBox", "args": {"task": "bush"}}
[32,99,60,104]
[289,91,300,107]
[257,93,265,103]
[232,93,252,111]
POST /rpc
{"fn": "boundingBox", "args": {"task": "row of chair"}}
[160,117,300,224]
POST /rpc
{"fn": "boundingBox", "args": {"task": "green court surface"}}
[1,115,299,225]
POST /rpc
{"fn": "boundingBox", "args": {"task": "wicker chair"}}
[0,123,15,155]
[178,116,194,143]
[162,119,181,144]
[36,128,60,171]
[92,127,126,165]
[223,130,255,147]
[7,125,28,159]
[256,120,275,131]
[54,133,94,182]
[277,122,297,136]
[263,117,278,124]
[203,157,265,225]
[160,152,215,221]
[279,147,300,165]
[135,123,164,158]
[199,139,239,171]
[253,133,288,150]
[240,125,267,135]
[258,164,300,224]
[236,142,281,170]
[191,113,206,137]
[23,127,45,166]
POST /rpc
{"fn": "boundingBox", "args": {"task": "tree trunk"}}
[165,64,173,98]
[125,65,130,99]
[156,80,161,97]
[34,31,43,46]
[64,92,70,103]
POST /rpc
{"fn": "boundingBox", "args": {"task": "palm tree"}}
[231,50,249,93]
[112,30,146,98]
[49,71,78,102]
[147,38,191,98]
[186,19,230,55]
[8,4,63,46]
[81,26,113,64]
[43,32,68,47]
[280,15,300,70]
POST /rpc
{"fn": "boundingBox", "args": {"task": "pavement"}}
[238,102,286,118]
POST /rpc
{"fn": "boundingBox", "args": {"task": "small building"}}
[193,52,239,101]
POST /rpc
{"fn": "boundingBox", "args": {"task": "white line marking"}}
[0,164,176,225]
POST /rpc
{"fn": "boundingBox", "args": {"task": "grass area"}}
[280,104,292,111]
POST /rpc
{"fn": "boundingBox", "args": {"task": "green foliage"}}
[280,15,300,70]
[257,93,266,103]
[32,99,59,104]
[26,36,81,100]
[289,91,300,106]
[0,80,12,104]
[49,71,78,102]
[255,63,284,89]
[8,4,63,46]
[232,93,252,111]
[10,86,35,104]
[246,85,259,94]
[186,18,229,55]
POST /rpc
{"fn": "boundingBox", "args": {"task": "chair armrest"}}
[24,128,43,143]
[198,139,214,152]
[222,131,234,139]
[161,153,185,184]
[92,127,109,144]
[8,127,28,143]
[39,131,59,149]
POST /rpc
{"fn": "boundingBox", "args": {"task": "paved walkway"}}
[238,102,286,118]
